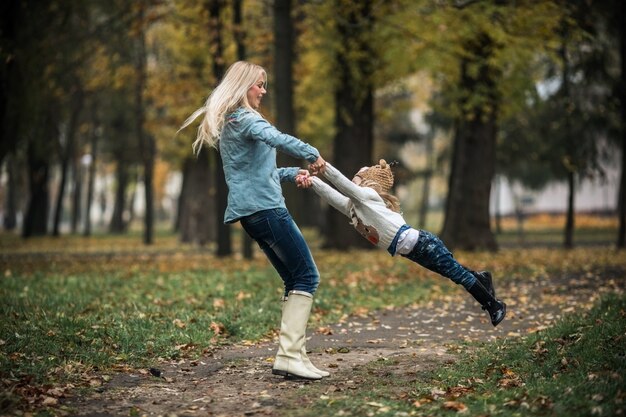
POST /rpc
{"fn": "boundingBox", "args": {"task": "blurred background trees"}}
[0,0,623,251]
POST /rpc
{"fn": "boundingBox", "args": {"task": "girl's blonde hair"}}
[360,179,401,213]
[179,61,267,154]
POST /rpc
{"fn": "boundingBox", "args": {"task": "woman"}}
[180,61,328,380]
[297,160,506,327]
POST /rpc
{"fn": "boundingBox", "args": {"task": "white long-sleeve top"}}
[311,163,412,254]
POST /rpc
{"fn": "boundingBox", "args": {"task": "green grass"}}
[0,245,441,387]
[0,227,624,414]
[1,269,282,376]
[290,293,626,417]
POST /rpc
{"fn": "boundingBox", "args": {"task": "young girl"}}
[301,160,506,326]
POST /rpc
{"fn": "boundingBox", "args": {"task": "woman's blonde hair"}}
[360,179,401,213]
[179,61,267,154]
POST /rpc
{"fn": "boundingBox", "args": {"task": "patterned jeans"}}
[401,230,476,290]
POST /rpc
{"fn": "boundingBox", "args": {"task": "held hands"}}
[296,156,327,188]
[309,156,327,175]
[295,169,313,188]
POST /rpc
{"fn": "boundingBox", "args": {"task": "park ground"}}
[1,215,625,416]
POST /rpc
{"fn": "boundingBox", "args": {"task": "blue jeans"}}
[240,208,320,296]
[401,230,476,290]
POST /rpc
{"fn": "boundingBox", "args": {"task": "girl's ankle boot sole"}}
[492,302,507,327]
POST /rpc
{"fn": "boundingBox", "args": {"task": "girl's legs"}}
[402,230,506,326]
[401,230,476,290]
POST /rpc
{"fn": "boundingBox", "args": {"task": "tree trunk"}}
[617,140,626,249]
[70,154,82,233]
[127,175,137,226]
[208,0,231,256]
[233,0,245,62]
[23,139,50,238]
[233,0,254,259]
[83,120,99,236]
[179,152,213,245]
[134,2,155,245]
[493,176,502,234]
[440,33,498,251]
[274,0,310,226]
[214,151,231,256]
[617,0,626,249]
[325,0,375,250]
[52,90,83,236]
[0,0,20,167]
[559,20,576,249]
[418,133,433,229]
[142,139,155,245]
[110,158,129,233]
[564,171,575,248]
[3,154,18,230]
[52,143,70,237]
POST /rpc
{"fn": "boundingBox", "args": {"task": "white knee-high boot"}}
[279,295,330,378]
[301,343,330,378]
[272,291,322,380]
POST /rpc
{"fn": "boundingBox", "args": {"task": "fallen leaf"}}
[430,388,446,398]
[88,378,102,387]
[498,377,523,388]
[41,396,58,406]
[45,387,65,397]
[316,326,333,335]
[210,321,226,335]
[236,291,251,301]
[443,400,468,412]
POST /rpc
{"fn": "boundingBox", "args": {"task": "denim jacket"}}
[219,107,320,223]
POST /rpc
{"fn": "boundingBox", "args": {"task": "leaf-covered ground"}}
[1,223,624,416]
[59,257,623,416]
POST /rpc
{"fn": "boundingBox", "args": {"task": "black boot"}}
[468,279,506,327]
[473,271,495,298]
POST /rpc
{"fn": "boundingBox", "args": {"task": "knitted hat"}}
[355,159,395,192]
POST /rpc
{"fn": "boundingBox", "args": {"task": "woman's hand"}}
[309,156,327,175]
[295,169,313,188]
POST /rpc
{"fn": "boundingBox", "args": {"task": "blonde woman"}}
[297,160,506,327]
[181,61,328,380]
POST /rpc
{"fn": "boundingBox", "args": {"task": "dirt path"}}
[64,270,623,417]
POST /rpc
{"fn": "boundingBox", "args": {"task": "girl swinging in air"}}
[300,160,506,326]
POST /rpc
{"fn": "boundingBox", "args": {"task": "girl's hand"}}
[295,169,313,188]
[309,156,327,175]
